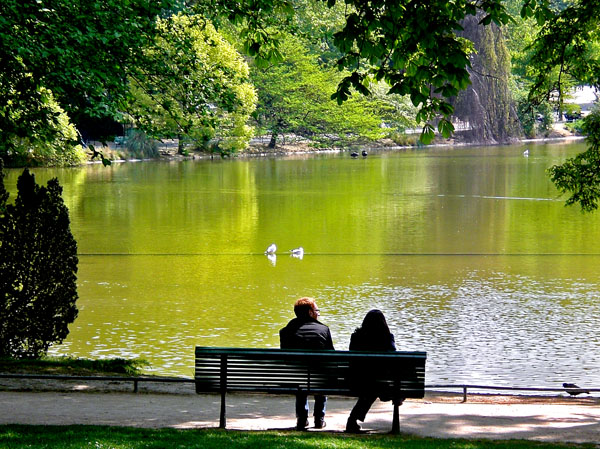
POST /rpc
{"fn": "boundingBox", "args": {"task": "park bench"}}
[195,346,426,432]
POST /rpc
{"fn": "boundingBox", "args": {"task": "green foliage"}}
[182,0,518,143]
[517,98,553,138]
[2,89,86,167]
[564,119,584,134]
[389,133,419,147]
[126,14,257,155]
[548,106,600,212]
[322,0,513,143]
[0,166,78,358]
[0,0,176,159]
[561,103,582,121]
[0,356,149,375]
[251,33,410,147]
[124,130,159,159]
[526,0,600,106]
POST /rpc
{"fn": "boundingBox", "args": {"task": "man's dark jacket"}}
[280,317,334,350]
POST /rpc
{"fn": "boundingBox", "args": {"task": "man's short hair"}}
[294,297,316,317]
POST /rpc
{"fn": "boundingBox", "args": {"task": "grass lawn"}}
[0,426,595,449]
[0,357,149,376]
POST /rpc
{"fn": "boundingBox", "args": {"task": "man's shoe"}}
[345,418,361,433]
[296,418,309,431]
[314,417,326,429]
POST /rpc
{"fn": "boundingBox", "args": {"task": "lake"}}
[4,139,600,389]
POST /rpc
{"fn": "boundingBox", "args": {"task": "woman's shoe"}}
[345,418,361,433]
[296,418,309,431]
[314,417,326,429]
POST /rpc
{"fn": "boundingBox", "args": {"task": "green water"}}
[4,140,600,387]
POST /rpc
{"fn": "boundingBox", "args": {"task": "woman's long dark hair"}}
[351,309,394,351]
[359,309,391,336]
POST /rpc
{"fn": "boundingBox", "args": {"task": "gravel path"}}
[1,379,599,444]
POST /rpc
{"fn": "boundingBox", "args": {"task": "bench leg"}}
[391,398,403,434]
[220,390,226,428]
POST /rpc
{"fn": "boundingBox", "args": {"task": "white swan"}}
[290,247,304,259]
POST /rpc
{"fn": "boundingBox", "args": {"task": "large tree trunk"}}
[451,14,521,143]
[268,131,278,148]
[178,134,185,154]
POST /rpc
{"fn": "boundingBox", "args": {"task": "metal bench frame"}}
[195,346,426,432]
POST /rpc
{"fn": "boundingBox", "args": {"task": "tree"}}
[3,88,87,167]
[251,34,387,148]
[525,0,600,210]
[0,0,177,160]
[0,163,79,358]
[201,0,517,143]
[451,13,521,143]
[548,106,600,212]
[4,0,600,208]
[126,14,257,155]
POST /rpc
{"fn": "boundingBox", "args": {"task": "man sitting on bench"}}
[279,297,335,430]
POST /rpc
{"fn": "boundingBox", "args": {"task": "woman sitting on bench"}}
[346,309,396,433]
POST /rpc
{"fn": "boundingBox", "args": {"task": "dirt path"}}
[1,379,599,444]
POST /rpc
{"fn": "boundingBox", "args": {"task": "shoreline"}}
[87,126,585,165]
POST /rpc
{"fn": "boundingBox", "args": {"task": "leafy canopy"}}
[251,33,390,147]
[126,13,257,155]
[0,0,175,158]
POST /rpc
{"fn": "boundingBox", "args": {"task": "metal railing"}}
[1,374,598,402]
[427,384,600,402]
[0,373,194,393]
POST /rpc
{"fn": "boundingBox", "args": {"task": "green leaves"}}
[252,33,389,148]
[420,124,436,145]
[127,14,257,155]
[314,0,510,143]
[88,144,112,166]
[548,148,600,212]
[1,0,176,160]
[437,118,454,139]
[548,108,600,212]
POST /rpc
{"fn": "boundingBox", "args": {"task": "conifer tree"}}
[0,163,78,358]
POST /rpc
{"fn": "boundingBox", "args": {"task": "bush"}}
[517,99,553,138]
[0,161,78,358]
[2,88,86,167]
[389,132,419,146]
[124,129,159,158]
[564,119,585,134]
[562,103,582,121]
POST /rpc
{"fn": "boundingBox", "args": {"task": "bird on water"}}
[362,150,368,157]
[351,152,359,158]
[290,247,304,259]
[265,243,277,255]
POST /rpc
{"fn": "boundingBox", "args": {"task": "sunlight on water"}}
[4,141,600,387]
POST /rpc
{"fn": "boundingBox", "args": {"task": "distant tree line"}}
[1,0,599,209]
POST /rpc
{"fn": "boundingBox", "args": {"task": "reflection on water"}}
[4,141,600,386]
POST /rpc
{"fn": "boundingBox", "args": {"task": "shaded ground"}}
[1,378,599,444]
